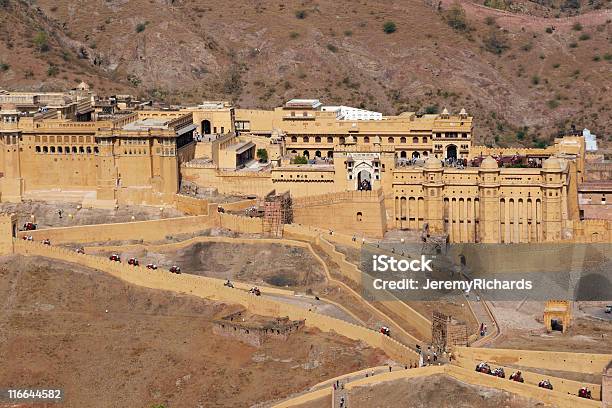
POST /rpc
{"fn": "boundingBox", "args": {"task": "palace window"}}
[364,136,370,143]
[315,136,321,143]
[327,136,333,143]
[291,136,297,143]
[388,137,394,143]
[303,136,309,143]
[400,137,406,143]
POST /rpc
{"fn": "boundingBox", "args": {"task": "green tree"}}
[47,65,59,77]
[256,148,268,162]
[383,21,397,34]
[445,3,468,31]
[292,155,308,164]
[33,31,49,52]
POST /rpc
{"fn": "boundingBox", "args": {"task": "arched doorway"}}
[202,120,212,135]
[303,150,309,159]
[400,151,407,159]
[357,170,372,191]
[327,150,333,159]
[315,150,322,158]
[412,151,420,159]
[446,144,457,160]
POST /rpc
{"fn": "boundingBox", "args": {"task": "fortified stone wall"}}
[568,218,612,242]
[452,355,602,400]
[181,165,274,197]
[218,213,263,234]
[13,240,420,366]
[454,347,611,375]
[16,214,218,244]
[292,189,387,238]
[174,194,212,215]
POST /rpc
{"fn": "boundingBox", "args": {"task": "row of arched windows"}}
[35,145,98,154]
[288,136,428,144]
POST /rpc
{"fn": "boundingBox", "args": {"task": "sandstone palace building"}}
[1,88,610,243]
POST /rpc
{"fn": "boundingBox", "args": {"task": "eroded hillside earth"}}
[0,0,610,151]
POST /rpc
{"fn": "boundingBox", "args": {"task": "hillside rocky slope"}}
[0,0,610,149]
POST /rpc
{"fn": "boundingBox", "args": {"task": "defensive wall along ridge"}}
[451,354,603,400]
[16,213,220,243]
[12,240,420,366]
[15,212,432,344]
[454,347,612,375]
[273,363,603,408]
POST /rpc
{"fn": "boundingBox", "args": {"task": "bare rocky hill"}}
[0,0,610,148]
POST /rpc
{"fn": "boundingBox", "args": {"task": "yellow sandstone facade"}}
[1,92,610,243]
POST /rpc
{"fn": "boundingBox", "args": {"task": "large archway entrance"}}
[446,144,457,160]
[202,120,212,135]
[412,151,420,159]
[357,170,372,191]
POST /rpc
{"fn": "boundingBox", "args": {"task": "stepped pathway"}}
[465,293,498,347]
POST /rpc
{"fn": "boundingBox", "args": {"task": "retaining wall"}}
[14,240,420,366]
[453,355,602,400]
[454,347,612,375]
[16,214,218,244]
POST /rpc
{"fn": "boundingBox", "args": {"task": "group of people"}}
[248,286,261,296]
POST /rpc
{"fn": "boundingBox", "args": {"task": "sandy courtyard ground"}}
[348,374,546,407]
[0,256,387,408]
[489,301,612,354]
[95,241,327,290]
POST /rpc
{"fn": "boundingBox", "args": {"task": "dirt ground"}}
[0,201,185,229]
[0,256,388,408]
[96,241,327,290]
[348,374,546,407]
[488,301,612,354]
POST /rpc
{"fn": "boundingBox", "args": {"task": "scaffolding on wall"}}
[263,190,293,237]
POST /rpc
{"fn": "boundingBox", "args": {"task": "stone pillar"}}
[541,158,564,242]
[0,132,24,202]
[478,161,501,243]
[423,163,444,234]
[95,136,118,202]
[0,213,17,255]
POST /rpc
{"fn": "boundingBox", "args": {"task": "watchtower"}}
[543,300,572,333]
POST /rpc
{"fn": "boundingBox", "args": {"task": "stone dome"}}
[424,156,442,169]
[542,156,562,171]
[480,156,499,169]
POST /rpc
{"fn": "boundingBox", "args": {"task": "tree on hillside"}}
[445,3,469,31]
[33,31,49,52]
[383,21,397,34]
[483,29,509,54]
